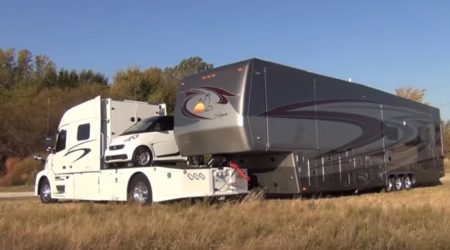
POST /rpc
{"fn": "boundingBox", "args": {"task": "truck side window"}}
[77,123,90,141]
[55,130,67,152]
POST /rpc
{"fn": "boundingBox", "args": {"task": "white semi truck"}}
[35,96,248,204]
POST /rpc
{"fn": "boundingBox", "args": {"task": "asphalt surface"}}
[0,192,35,199]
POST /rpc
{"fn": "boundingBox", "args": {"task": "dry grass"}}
[1,181,450,250]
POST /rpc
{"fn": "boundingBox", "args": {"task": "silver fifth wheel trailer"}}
[175,58,444,195]
[35,96,248,204]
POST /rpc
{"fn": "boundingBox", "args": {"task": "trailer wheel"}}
[403,175,413,190]
[394,176,403,191]
[128,174,152,205]
[385,177,394,192]
[39,178,57,204]
[132,146,152,166]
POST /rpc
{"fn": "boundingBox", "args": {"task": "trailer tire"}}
[385,177,394,192]
[403,175,413,190]
[39,178,57,204]
[394,176,403,191]
[128,174,152,205]
[132,146,152,166]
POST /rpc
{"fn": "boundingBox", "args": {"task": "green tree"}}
[14,49,33,85]
[149,57,213,113]
[171,56,213,80]
[0,48,15,89]
[0,84,108,157]
[79,69,108,85]
[395,87,426,103]
[110,67,152,101]
[33,54,57,87]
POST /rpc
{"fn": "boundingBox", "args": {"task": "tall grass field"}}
[0,178,449,250]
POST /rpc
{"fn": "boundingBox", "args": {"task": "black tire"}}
[132,146,152,166]
[385,177,394,192]
[403,175,413,190]
[39,178,57,203]
[394,176,403,191]
[128,174,152,205]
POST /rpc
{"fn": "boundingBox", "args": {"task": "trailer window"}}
[435,125,441,146]
[77,123,90,141]
[386,127,398,141]
[55,130,67,152]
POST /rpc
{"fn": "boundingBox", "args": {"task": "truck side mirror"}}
[44,136,53,148]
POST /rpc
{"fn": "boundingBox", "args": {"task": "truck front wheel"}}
[39,178,57,203]
[128,174,152,205]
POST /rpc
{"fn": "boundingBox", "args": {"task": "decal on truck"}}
[64,139,95,163]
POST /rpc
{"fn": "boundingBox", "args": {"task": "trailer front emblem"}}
[181,86,237,120]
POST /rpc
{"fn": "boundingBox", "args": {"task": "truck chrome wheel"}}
[403,175,413,190]
[128,174,152,204]
[39,178,57,203]
[132,182,149,204]
[394,176,403,191]
[133,147,152,166]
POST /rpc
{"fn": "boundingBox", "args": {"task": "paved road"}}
[0,192,35,199]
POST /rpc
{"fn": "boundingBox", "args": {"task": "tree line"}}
[0,48,211,158]
[0,48,449,160]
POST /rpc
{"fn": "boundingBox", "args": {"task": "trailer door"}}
[247,62,268,149]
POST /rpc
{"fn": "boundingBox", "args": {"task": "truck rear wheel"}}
[133,146,152,166]
[128,174,152,205]
[39,178,57,203]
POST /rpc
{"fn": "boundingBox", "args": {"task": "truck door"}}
[52,128,69,173]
